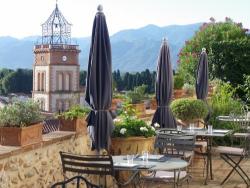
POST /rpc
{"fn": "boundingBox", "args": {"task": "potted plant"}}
[0,100,43,146]
[110,102,156,155]
[126,84,148,115]
[57,105,90,133]
[170,98,208,126]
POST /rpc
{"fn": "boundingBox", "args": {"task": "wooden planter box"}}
[0,123,42,146]
[59,117,87,134]
[110,136,155,155]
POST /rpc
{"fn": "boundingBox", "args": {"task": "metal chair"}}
[60,151,115,187]
[51,175,100,188]
[216,133,250,186]
[141,131,196,187]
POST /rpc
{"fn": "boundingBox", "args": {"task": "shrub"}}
[208,81,243,146]
[208,81,243,129]
[0,100,43,127]
[58,105,90,120]
[170,98,208,122]
[126,84,148,104]
[182,83,195,95]
[174,74,184,89]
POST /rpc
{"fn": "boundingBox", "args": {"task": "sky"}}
[0,0,249,39]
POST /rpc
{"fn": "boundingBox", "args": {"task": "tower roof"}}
[41,3,72,45]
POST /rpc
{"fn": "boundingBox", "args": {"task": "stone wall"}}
[0,131,95,188]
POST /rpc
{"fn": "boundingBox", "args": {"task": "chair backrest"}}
[60,151,114,177]
[51,175,100,188]
[154,132,196,157]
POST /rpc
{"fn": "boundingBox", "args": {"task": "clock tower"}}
[32,3,81,112]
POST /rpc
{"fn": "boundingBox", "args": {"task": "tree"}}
[178,18,250,85]
[80,70,87,86]
[0,69,33,95]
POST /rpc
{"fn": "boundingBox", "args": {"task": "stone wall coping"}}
[0,131,81,160]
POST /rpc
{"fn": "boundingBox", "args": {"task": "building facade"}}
[32,4,81,112]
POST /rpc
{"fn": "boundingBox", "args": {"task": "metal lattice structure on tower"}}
[41,3,71,44]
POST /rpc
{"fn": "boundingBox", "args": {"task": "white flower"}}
[154,123,160,128]
[114,118,121,123]
[120,128,127,135]
[151,126,155,131]
[140,127,148,132]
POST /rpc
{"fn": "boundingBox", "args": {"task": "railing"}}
[34,44,79,50]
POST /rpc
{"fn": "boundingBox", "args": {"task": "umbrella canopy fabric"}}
[196,48,209,100]
[152,38,176,128]
[85,5,114,151]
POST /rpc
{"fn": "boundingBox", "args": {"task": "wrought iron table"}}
[112,155,188,188]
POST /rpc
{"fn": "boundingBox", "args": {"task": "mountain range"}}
[0,23,201,71]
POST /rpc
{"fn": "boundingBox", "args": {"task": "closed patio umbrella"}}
[85,5,114,151]
[152,38,176,128]
[196,48,210,124]
[196,48,209,100]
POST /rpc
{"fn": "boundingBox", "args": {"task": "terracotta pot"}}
[111,98,123,110]
[0,123,42,146]
[150,99,157,110]
[110,136,155,184]
[59,117,87,134]
[174,89,184,99]
[59,118,87,133]
[131,103,145,115]
[178,118,204,128]
[110,136,155,155]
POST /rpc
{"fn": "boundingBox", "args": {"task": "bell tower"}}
[32,3,81,112]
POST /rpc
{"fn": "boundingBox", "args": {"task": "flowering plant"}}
[112,102,156,138]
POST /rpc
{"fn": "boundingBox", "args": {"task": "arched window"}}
[41,72,45,91]
[64,73,70,91]
[37,72,41,91]
[58,73,63,91]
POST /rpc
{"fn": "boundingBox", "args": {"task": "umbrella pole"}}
[98,149,108,187]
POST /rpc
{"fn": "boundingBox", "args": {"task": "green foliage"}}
[174,74,184,89]
[0,68,32,95]
[178,18,250,87]
[0,100,43,127]
[182,83,195,95]
[112,118,156,138]
[79,70,87,86]
[208,81,243,129]
[113,69,156,93]
[57,105,90,120]
[210,39,250,86]
[126,84,148,104]
[238,75,250,103]
[170,98,208,122]
[208,81,244,146]
[112,102,155,138]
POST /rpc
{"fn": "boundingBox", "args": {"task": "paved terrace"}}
[0,130,248,187]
